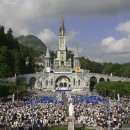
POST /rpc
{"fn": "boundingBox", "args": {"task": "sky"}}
[1,0,130,64]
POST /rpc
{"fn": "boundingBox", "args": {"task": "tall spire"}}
[46,46,50,58]
[74,44,79,58]
[59,16,66,36]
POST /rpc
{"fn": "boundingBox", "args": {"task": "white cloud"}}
[36,29,58,50]
[1,0,130,63]
[67,30,79,45]
[100,21,130,54]
[115,20,130,35]
[36,28,80,52]
[101,36,129,53]
[81,20,130,63]
[1,0,130,36]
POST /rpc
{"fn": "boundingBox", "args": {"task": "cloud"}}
[67,30,79,45]
[36,29,58,50]
[115,20,130,35]
[36,28,80,52]
[101,36,129,53]
[81,20,130,63]
[1,0,130,63]
[1,0,130,36]
[100,21,130,54]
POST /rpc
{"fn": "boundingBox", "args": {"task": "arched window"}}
[64,82,67,87]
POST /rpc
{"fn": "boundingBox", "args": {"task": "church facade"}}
[44,17,80,71]
[35,17,88,91]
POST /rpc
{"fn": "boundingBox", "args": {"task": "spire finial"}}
[59,16,66,36]
[46,46,50,58]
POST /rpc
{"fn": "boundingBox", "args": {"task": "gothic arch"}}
[29,77,36,88]
[99,77,105,82]
[107,78,110,81]
[90,76,97,92]
[16,76,27,85]
[55,76,71,89]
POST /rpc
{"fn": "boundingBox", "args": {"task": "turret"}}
[45,47,51,68]
[74,46,79,58]
[46,46,50,58]
[73,44,80,70]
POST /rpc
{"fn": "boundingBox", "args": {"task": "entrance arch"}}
[90,76,97,92]
[55,76,71,90]
[99,77,105,82]
[29,77,36,88]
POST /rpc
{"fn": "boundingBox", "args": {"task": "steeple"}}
[59,16,66,36]
[74,44,79,58]
[73,44,80,69]
[45,46,51,68]
[46,46,50,58]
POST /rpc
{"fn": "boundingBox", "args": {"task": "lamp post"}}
[113,90,115,101]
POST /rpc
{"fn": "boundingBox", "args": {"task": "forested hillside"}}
[17,35,47,55]
[80,57,130,77]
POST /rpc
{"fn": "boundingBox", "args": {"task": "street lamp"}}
[113,90,115,100]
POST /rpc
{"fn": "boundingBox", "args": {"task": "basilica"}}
[3,18,129,92]
[35,17,89,91]
[44,17,80,72]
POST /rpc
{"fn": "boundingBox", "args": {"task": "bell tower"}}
[56,16,67,66]
[73,45,80,70]
[45,47,51,68]
[53,17,72,68]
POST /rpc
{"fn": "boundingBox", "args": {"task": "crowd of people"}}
[0,89,130,130]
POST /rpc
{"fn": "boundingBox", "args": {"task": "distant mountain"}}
[17,35,47,54]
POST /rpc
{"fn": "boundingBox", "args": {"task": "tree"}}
[0,26,6,45]
[123,66,130,78]
[80,57,90,69]
[27,56,35,73]
[0,46,10,77]
[96,81,130,98]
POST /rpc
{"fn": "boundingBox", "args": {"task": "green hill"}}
[17,35,47,54]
